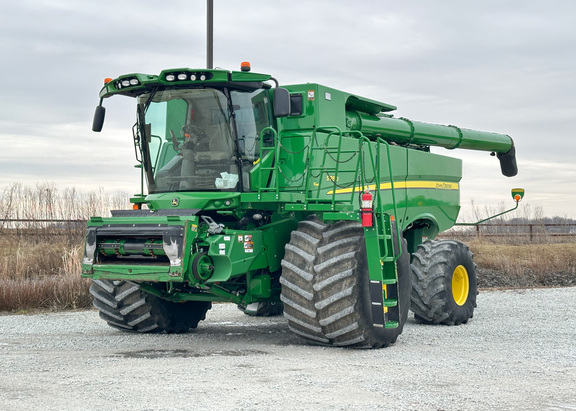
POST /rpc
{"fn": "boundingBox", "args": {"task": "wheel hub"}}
[452,265,470,306]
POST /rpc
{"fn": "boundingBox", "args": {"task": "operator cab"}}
[92,66,298,196]
[140,87,273,193]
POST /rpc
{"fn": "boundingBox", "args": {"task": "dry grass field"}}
[1,233,574,314]
[0,183,126,313]
[0,236,92,312]
[469,240,576,288]
[0,182,573,313]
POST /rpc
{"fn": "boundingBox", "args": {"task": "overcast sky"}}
[1,0,575,218]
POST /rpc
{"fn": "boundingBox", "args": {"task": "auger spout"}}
[346,110,517,176]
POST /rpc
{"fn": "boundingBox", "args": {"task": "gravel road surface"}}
[1,287,575,411]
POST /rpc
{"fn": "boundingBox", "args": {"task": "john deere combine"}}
[84,63,518,348]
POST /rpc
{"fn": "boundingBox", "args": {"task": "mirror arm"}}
[455,201,520,226]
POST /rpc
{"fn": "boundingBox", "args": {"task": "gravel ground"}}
[1,287,575,411]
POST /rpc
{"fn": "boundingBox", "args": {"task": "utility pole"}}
[207,0,213,69]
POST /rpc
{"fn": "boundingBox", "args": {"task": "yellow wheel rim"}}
[452,265,469,306]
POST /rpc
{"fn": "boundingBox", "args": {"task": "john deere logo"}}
[171,198,179,207]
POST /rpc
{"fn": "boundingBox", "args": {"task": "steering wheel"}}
[182,125,207,140]
[170,125,207,151]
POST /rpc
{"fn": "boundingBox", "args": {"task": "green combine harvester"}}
[84,62,519,348]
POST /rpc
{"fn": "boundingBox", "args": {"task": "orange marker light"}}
[514,195,521,202]
[104,78,113,84]
[240,62,251,72]
[133,204,141,210]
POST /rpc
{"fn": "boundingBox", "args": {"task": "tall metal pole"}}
[207,0,213,69]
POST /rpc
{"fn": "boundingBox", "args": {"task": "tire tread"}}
[90,280,211,333]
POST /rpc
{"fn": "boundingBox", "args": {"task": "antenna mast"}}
[207,0,213,69]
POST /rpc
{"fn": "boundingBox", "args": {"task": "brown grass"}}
[0,239,92,312]
[0,181,574,312]
[2,235,574,313]
[467,241,576,288]
[0,276,92,313]
[0,182,130,313]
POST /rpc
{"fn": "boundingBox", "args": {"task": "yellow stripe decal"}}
[327,181,459,195]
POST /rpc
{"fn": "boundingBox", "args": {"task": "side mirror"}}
[92,105,106,132]
[273,88,291,118]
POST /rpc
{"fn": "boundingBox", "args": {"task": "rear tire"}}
[90,280,211,333]
[280,216,411,348]
[410,240,477,325]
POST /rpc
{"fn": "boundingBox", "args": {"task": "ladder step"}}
[384,321,399,329]
[383,298,398,307]
[374,233,392,240]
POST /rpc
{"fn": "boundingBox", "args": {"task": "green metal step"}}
[384,321,399,329]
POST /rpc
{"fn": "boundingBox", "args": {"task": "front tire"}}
[90,280,211,333]
[280,217,411,348]
[410,240,477,325]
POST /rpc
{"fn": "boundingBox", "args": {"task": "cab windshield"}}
[138,87,273,193]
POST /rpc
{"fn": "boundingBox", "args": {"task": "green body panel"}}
[146,192,241,211]
[85,67,516,308]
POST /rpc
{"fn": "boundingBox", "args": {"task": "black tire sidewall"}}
[410,240,478,325]
[445,244,477,323]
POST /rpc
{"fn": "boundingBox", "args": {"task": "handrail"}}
[256,125,400,254]
[256,126,279,199]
